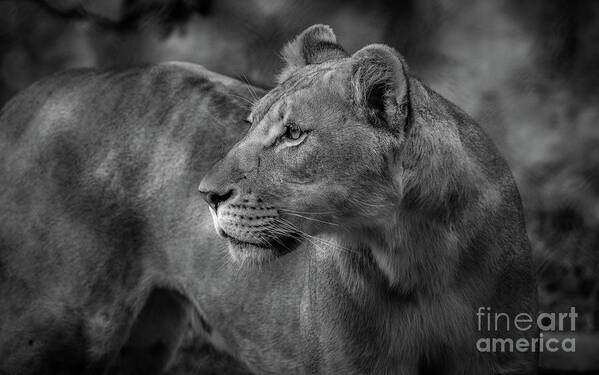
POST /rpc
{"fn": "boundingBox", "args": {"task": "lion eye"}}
[283,123,303,140]
[278,122,309,147]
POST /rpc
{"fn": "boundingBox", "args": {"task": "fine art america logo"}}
[476,307,577,353]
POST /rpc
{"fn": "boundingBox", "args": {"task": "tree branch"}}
[1,0,212,32]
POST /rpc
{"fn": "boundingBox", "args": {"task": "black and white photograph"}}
[0,1,598,374]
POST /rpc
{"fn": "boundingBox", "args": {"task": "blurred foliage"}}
[0,0,598,332]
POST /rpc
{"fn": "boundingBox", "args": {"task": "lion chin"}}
[223,235,280,264]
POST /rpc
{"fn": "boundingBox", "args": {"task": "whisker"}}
[276,218,360,256]
[302,232,361,257]
[278,208,335,215]
[270,235,294,254]
[240,73,260,102]
[279,212,339,226]
[228,93,255,109]
[204,110,230,129]
[350,196,396,209]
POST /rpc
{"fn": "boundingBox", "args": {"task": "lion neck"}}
[330,78,492,301]
[329,210,459,303]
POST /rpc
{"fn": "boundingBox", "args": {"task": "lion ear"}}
[350,44,410,134]
[276,24,348,83]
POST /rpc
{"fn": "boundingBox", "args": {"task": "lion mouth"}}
[222,232,271,249]
[208,204,302,262]
[220,230,292,265]
[220,228,301,264]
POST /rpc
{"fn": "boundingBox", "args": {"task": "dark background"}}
[1,0,598,372]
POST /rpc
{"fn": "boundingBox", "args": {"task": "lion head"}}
[199,25,494,292]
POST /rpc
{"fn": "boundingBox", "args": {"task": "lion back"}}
[0,63,257,373]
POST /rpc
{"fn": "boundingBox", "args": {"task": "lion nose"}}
[198,186,235,211]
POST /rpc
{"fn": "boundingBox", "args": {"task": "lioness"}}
[0,25,536,374]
